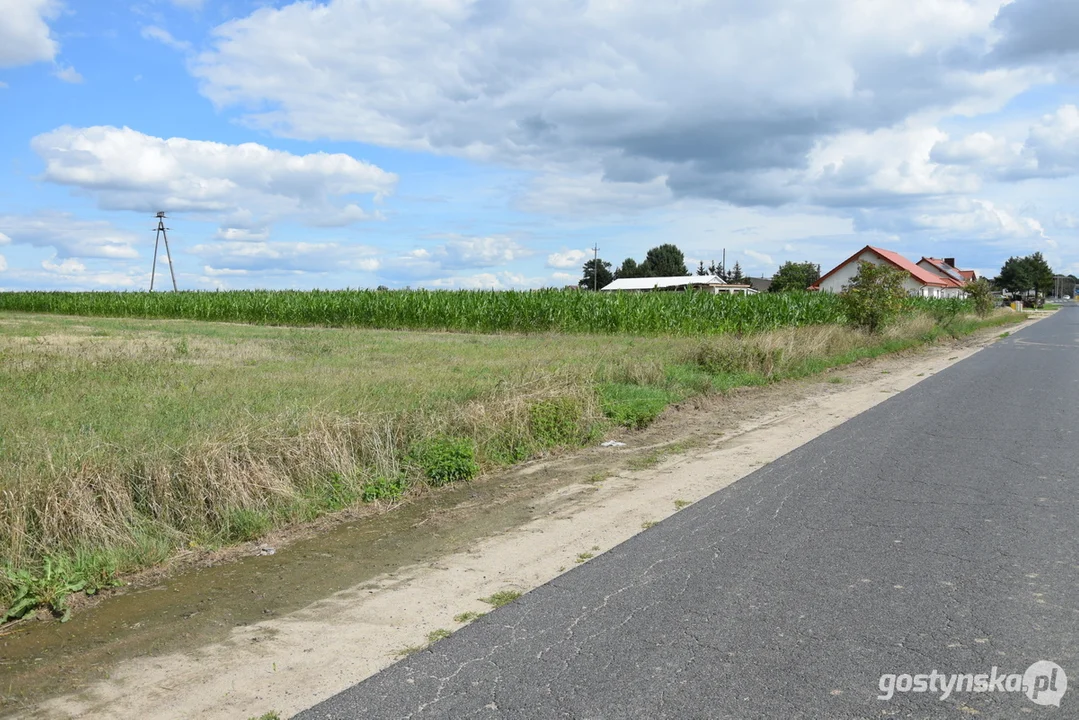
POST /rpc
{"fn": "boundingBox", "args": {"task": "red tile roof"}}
[959,269,976,281]
[810,245,949,289]
[918,257,971,288]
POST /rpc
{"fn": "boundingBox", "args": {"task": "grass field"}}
[0,305,1021,621]
[0,289,973,335]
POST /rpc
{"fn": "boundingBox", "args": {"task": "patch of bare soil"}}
[0,317,1041,720]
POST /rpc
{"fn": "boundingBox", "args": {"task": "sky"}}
[0,0,1077,291]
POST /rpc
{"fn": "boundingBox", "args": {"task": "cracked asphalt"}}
[295,308,1079,719]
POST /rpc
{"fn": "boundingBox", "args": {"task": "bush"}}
[965,278,994,317]
[411,437,479,486]
[840,261,909,333]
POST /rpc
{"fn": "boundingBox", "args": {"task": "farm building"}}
[810,246,968,299]
[601,275,759,295]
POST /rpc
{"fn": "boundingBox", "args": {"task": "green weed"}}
[480,590,521,608]
[411,437,479,487]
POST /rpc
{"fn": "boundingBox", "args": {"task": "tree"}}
[640,243,687,277]
[840,260,909,333]
[769,261,820,293]
[995,256,1032,296]
[695,261,708,276]
[580,258,614,290]
[1028,251,1054,297]
[614,257,643,279]
[995,252,1054,303]
[728,261,745,285]
[966,277,994,317]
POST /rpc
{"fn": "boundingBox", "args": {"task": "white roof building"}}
[601,276,758,294]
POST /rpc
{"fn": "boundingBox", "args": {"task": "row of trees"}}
[580,244,689,290]
[579,245,824,291]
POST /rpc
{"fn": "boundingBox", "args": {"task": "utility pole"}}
[150,211,178,291]
[592,243,600,291]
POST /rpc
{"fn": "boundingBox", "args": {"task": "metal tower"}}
[150,211,178,291]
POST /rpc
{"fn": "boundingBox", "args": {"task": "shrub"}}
[840,261,909,333]
[411,437,479,486]
[965,278,994,317]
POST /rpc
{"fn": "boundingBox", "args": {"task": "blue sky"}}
[1,0,1077,291]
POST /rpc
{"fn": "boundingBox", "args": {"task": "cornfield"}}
[0,289,973,335]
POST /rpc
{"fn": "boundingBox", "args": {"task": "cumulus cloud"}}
[384,235,530,281]
[32,125,396,230]
[0,212,140,259]
[426,271,549,290]
[0,254,7,272]
[192,0,1046,209]
[853,197,1048,241]
[990,0,1079,63]
[189,240,381,274]
[932,105,1079,180]
[545,249,589,269]
[0,0,60,68]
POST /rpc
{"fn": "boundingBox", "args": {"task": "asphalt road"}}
[297,308,1079,719]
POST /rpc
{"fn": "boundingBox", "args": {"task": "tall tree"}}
[640,243,687,277]
[695,261,707,276]
[614,257,643,279]
[1027,251,1054,297]
[995,256,1032,296]
[769,261,820,292]
[580,258,614,290]
[728,261,745,285]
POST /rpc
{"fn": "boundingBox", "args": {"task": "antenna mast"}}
[150,211,178,291]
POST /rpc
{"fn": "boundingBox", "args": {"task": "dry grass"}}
[0,308,1023,612]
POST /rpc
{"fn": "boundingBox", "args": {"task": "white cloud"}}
[170,0,205,9]
[0,0,59,68]
[141,25,192,52]
[383,235,530,281]
[427,271,549,290]
[932,105,1079,180]
[0,212,139,259]
[192,0,1042,211]
[32,125,397,231]
[189,240,381,274]
[53,63,82,83]
[42,257,85,274]
[545,249,588,269]
[0,254,7,272]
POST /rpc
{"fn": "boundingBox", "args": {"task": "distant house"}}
[745,276,773,293]
[916,257,975,298]
[810,246,968,299]
[601,275,759,295]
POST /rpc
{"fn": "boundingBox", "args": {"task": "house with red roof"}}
[810,246,969,299]
[916,257,976,298]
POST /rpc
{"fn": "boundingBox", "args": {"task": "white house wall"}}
[817,250,942,297]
